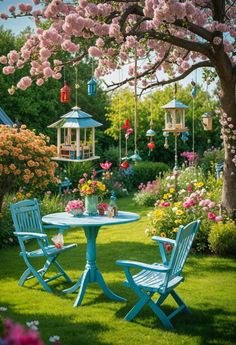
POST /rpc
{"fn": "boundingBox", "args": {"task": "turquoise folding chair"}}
[10,199,77,292]
[116,220,200,329]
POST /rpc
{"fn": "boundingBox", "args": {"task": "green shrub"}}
[199,147,224,176]
[100,146,120,167]
[59,161,95,187]
[208,221,236,256]
[131,161,169,188]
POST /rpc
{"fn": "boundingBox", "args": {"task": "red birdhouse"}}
[147,142,155,150]
[60,81,70,103]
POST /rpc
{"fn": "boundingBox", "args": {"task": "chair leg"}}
[53,259,73,283]
[19,268,31,286]
[170,290,191,314]
[148,299,174,330]
[124,294,151,321]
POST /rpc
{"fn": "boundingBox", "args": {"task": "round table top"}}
[42,211,140,227]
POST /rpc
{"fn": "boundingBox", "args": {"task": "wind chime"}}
[146,89,156,156]
[202,78,213,131]
[129,48,142,162]
[162,83,189,171]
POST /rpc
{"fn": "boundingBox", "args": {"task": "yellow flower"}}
[176,209,184,216]
[175,219,182,224]
[194,181,204,188]
[174,202,182,207]
[169,188,175,193]
[173,227,179,233]
[163,194,168,200]
[160,232,166,237]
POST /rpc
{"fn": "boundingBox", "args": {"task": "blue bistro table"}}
[42,211,140,307]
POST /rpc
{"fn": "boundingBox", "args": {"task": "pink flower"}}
[83,173,87,178]
[215,215,223,222]
[208,212,216,220]
[88,46,103,58]
[17,76,32,90]
[79,178,85,184]
[8,6,16,12]
[187,185,193,193]
[100,161,112,170]
[183,202,190,208]
[161,202,170,207]
[208,201,215,208]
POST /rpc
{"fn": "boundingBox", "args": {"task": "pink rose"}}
[208,212,216,220]
[79,178,85,184]
[215,215,223,222]
[161,202,170,207]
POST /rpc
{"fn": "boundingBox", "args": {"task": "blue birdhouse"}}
[87,78,97,96]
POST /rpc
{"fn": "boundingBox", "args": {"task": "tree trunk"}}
[219,75,236,217]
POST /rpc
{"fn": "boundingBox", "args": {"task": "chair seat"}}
[124,264,183,293]
[21,244,77,258]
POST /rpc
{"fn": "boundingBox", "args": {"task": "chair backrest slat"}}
[169,220,200,280]
[10,199,43,235]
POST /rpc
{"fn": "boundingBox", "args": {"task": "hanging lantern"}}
[147,142,155,150]
[120,160,130,170]
[181,131,189,142]
[87,78,97,96]
[162,99,188,133]
[60,81,70,103]
[146,128,156,137]
[202,112,213,131]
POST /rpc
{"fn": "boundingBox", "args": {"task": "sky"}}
[0,0,215,96]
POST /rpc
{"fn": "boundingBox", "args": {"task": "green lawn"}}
[0,196,235,345]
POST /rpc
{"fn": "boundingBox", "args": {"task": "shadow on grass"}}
[115,301,236,344]
[1,301,113,345]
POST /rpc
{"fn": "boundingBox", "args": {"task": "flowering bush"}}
[0,317,44,345]
[65,199,85,214]
[78,170,106,197]
[0,125,58,211]
[181,151,198,164]
[145,168,225,252]
[133,180,160,206]
[208,221,236,256]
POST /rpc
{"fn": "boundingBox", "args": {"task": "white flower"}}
[0,307,7,311]
[26,320,39,330]
[49,335,60,343]
[172,207,178,212]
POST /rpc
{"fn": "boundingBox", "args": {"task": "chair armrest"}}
[13,232,47,239]
[152,236,176,245]
[116,260,170,272]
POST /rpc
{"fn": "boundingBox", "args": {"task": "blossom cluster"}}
[0,1,234,92]
[0,125,58,194]
[79,170,106,197]
[65,199,85,213]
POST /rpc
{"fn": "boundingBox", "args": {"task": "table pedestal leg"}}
[68,226,126,307]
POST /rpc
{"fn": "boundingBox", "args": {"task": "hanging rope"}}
[75,64,79,107]
[118,68,122,163]
[134,48,138,153]
[191,70,197,159]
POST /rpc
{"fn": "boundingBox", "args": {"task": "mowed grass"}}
[0,196,235,345]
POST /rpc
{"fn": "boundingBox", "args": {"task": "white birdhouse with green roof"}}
[162,99,189,133]
[48,106,102,162]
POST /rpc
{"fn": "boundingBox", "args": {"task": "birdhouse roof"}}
[48,106,102,129]
[87,78,97,85]
[162,98,189,109]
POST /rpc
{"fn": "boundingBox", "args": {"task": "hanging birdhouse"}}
[202,112,213,131]
[48,106,102,162]
[87,78,97,96]
[162,99,188,133]
[60,81,70,103]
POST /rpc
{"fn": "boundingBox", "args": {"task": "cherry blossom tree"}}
[0,0,235,215]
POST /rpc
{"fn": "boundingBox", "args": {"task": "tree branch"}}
[139,60,213,95]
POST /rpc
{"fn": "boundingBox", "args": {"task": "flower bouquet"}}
[65,199,85,217]
[79,170,107,197]
[98,203,108,216]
